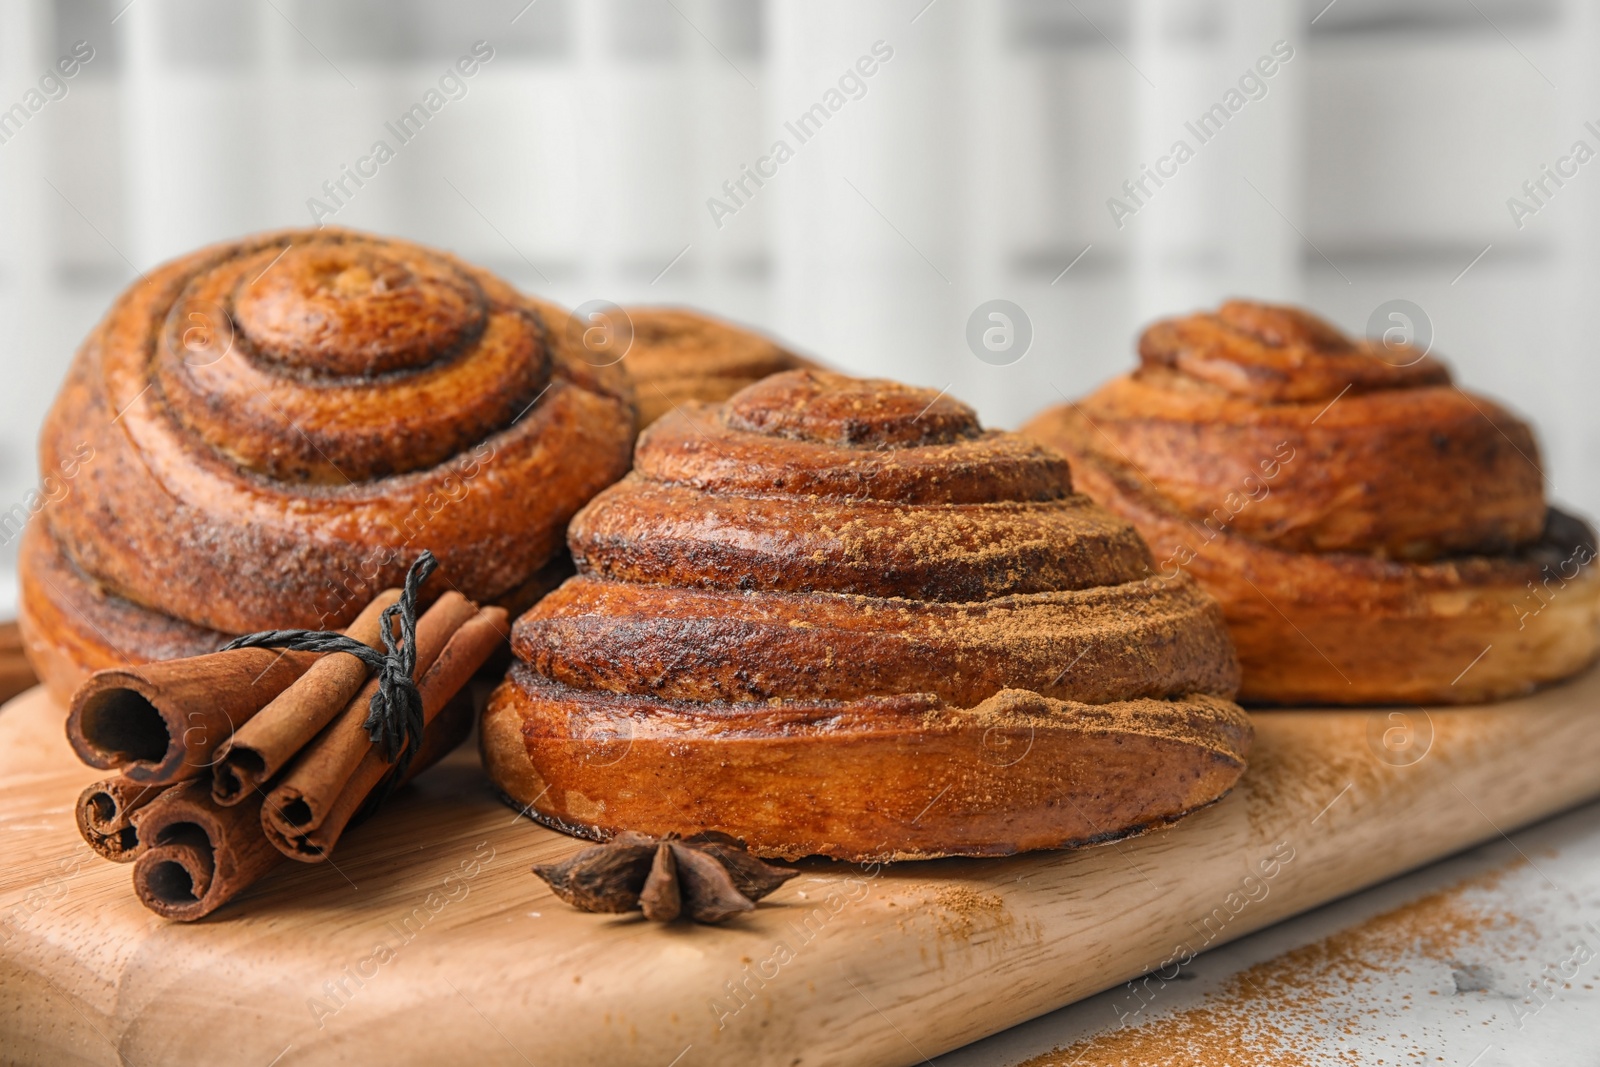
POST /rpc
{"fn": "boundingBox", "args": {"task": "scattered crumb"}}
[935,886,1005,917]
[924,886,1010,942]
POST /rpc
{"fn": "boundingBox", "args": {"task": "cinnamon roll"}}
[19,228,634,704]
[484,370,1250,861]
[1022,300,1600,705]
[618,307,813,427]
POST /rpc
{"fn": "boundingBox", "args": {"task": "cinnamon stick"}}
[260,592,477,847]
[66,647,318,784]
[266,607,507,860]
[129,780,282,921]
[212,590,400,805]
[129,680,482,920]
[75,775,169,862]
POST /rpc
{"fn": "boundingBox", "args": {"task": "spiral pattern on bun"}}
[619,307,815,427]
[1023,300,1600,705]
[19,228,635,703]
[484,370,1250,861]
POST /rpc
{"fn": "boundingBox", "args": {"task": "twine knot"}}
[220,551,438,782]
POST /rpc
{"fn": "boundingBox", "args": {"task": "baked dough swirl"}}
[619,306,814,427]
[1023,300,1600,705]
[485,370,1250,861]
[19,228,634,703]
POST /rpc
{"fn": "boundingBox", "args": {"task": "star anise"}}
[533,831,799,923]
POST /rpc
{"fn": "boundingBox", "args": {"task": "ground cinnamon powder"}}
[1013,859,1542,1066]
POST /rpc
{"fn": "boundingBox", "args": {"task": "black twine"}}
[220,550,439,784]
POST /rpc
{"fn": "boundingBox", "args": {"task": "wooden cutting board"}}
[3,667,1599,1067]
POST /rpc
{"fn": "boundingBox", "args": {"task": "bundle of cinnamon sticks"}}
[66,584,505,921]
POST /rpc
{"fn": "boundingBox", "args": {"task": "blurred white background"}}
[0,0,1593,615]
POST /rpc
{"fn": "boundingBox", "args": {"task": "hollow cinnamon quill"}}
[75,775,169,862]
[66,646,319,783]
[130,683,482,920]
[130,780,286,921]
[260,592,476,846]
[211,590,400,805]
[267,606,507,860]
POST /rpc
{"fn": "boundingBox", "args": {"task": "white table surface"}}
[939,798,1600,1066]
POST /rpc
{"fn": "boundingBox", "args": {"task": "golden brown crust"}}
[516,575,1237,708]
[1137,299,1453,405]
[569,483,1153,600]
[1022,300,1600,705]
[18,522,223,705]
[21,228,635,698]
[1076,371,1542,558]
[635,402,1072,505]
[619,307,815,427]
[16,517,567,707]
[487,370,1250,860]
[484,667,1253,861]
